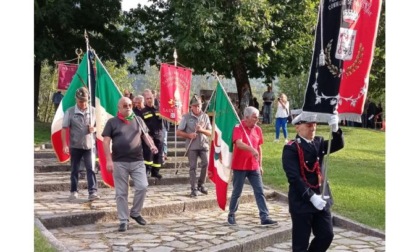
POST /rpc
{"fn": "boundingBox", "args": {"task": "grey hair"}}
[143,89,152,96]
[243,106,259,118]
[133,95,144,101]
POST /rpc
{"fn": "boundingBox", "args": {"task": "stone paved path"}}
[35,139,385,251]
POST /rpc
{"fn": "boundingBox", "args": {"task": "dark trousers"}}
[290,210,334,252]
[143,132,163,172]
[70,148,97,194]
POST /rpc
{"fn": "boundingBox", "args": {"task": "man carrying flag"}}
[62,87,99,201]
[282,113,343,251]
[227,106,277,226]
[176,95,212,197]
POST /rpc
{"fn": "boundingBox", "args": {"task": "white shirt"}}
[275,100,289,118]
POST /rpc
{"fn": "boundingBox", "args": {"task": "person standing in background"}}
[52,90,64,111]
[262,86,275,124]
[274,93,289,144]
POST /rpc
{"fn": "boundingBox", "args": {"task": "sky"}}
[122,0,151,11]
[1,1,419,250]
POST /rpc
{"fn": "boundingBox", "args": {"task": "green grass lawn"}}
[34,121,52,146]
[34,227,57,252]
[260,123,385,231]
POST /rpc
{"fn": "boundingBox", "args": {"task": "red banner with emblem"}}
[159,63,192,124]
[301,0,382,123]
[57,63,79,90]
[337,0,382,121]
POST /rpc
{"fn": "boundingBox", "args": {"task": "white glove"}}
[310,194,327,210]
[328,114,339,132]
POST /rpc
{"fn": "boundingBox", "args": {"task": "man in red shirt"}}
[227,106,278,226]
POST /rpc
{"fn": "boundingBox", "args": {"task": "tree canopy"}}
[34,0,132,119]
[124,0,319,104]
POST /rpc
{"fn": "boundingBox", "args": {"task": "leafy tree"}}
[124,0,318,105]
[37,57,135,123]
[101,60,136,94]
[38,60,58,123]
[34,0,132,120]
[368,1,385,103]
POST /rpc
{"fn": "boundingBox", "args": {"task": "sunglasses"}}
[122,104,133,109]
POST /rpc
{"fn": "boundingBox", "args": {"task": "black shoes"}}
[130,215,147,225]
[118,222,128,232]
[227,213,236,225]
[151,173,162,179]
[151,168,162,179]
[261,218,278,226]
[198,185,208,195]
[190,188,199,197]
[191,186,208,197]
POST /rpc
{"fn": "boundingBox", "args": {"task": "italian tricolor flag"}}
[208,82,240,210]
[51,54,90,163]
[51,52,121,187]
[94,57,122,187]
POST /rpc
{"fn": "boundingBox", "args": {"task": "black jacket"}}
[282,129,344,214]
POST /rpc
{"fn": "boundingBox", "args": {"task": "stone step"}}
[35,183,281,229]
[34,157,192,173]
[37,135,185,150]
[34,168,196,192]
[34,147,188,159]
[38,192,292,252]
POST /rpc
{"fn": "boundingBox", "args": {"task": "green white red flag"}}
[207,81,240,210]
[94,56,122,187]
[51,54,89,162]
[51,51,122,187]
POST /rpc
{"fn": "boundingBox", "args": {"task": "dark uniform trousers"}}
[138,106,164,177]
[143,130,163,176]
[291,210,334,252]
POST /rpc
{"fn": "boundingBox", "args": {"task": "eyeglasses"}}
[122,104,132,109]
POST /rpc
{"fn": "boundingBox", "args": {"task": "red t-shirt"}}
[231,121,263,170]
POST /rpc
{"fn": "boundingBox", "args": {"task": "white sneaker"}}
[274,139,279,143]
[69,192,78,200]
[88,193,100,201]
[284,139,289,144]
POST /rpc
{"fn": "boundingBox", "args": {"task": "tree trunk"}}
[34,62,41,121]
[231,58,252,105]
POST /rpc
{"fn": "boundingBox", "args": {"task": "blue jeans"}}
[229,170,270,220]
[275,117,288,140]
[70,148,97,194]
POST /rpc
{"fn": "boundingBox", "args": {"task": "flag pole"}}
[212,73,256,160]
[321,126,333,199]
[173,49,180,174]
[84,30,97,173]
